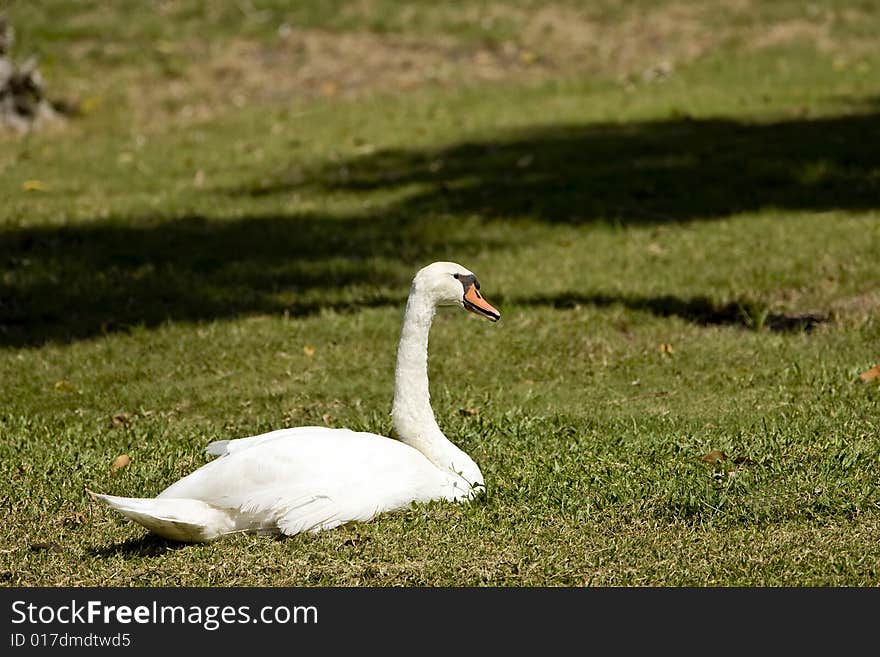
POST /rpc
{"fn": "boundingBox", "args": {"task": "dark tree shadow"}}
[287,111,880,224]
[0,211,500,347]
[511,292,827,333]
[90,534,188,558]
[2,111,877,347]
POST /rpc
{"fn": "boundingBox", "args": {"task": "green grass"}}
[1,1,880,586]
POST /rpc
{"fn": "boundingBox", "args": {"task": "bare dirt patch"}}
[749,19,835,52]
[829,291,880,326]
[41,2,878,127]
[144,28,551,124]
[165,3,721,113]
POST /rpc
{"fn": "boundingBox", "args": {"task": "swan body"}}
[91,262,500,542]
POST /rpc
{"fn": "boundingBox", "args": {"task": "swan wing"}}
[204,426,340,457]
[159,427,449,535]
[220,486,371,535]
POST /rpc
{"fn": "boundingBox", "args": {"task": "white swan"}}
[89,261,501,542]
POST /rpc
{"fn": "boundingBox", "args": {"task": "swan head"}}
[413,261,500,322]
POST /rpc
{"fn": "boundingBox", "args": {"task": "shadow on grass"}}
[275,111,880,224]
[511,292,828,332]
[0,211,495,347]
[90,535,189,559]
[1,111,877,346]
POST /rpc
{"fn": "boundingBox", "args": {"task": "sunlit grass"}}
[1,1,879,586]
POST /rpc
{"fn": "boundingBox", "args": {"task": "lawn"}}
[1,0,879,586]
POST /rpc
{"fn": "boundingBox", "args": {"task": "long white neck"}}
[391,284,483,489]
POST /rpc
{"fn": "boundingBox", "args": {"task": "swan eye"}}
[453,273,460,280]
[455,273,478,293]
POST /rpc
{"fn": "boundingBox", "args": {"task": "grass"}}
[1,0,880,586]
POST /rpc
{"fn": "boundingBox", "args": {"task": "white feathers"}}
[203,426,331,458]
[88,493,236,543]
[155,428,453,539]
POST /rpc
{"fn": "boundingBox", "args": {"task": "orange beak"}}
[463,284,501,322]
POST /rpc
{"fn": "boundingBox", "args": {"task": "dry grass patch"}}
[13,0,874,129]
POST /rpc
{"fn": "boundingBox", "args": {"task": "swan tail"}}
[88,490,235,543]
